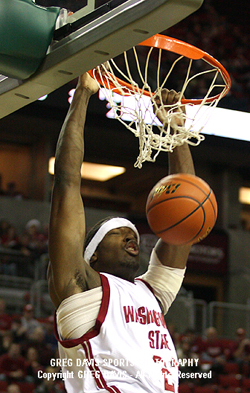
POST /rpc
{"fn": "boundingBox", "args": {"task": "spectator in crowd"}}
[13,233,33,258]
[11,232,38,277]
[25,220,47,256]
[0,331,13,356]
[200,327,225,380]
[0,299,12,335]
[182,328,204,355]
[0,218,48,258]
[20,305,41,341]
[177,336,200,384]
[200,327,225,362]
[0,226,20,275]
[33,366,65,393]
[232,328,250,363]
[0,225,19,249]
[22,326,55,367]
[11,318,27,345]
[177,335,200,364]
[43,316,57,353]
[167,322,181,349]
[0,342,26,383]
[0,220,10,245]
[25,346,44,385]
[6,384,21,393]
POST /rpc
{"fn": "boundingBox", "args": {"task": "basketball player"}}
[48,72,195,393]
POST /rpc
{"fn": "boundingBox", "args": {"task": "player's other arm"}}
[48,74,101,309]
[153,89,195,269]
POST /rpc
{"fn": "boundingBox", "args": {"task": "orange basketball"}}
[146,173,217,245]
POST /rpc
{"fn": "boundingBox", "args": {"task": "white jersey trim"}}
[82,340,122,393]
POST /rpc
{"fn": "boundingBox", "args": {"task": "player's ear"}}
[90,252,98,267]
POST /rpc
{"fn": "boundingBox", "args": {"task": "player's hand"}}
[152,89,186,128]
[78,61,111,96]
[77,72,99,95]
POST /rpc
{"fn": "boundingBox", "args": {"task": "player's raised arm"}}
[48,73,101,309]
[152,89,195,269]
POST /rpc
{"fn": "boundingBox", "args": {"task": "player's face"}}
[91,227,140,282]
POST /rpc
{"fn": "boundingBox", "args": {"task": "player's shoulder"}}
[101,273,153,295]
[135,277,155,293]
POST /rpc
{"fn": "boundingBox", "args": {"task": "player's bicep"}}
[49,180,86,290]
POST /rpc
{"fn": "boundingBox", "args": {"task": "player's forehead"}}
[107,226,138,237]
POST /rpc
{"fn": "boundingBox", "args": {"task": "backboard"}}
[0,0,204,119]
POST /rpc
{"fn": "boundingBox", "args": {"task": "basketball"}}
[146,173,217,245]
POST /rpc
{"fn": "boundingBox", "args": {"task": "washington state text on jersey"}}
[123,305,166,327]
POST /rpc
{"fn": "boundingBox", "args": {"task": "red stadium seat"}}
[242,363,250,377]
[0,381,7,392]
[223,362,240,375]
[217,389,242,393]
[179,383,193,393]
[218,374,241,388]
[194,386,217,393]
[242,378,250,390]
[16,381,35,393]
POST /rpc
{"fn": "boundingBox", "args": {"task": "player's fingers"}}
[157,89,170,105]
[154,89,182,106]
[165,89,180,105]
[152,92,163,114]
[154,89,171,105]
[175,91,185,102]
[174,92,186,115]
[102,61,110,71]
[93,62,110,79]
[153,92,163,106]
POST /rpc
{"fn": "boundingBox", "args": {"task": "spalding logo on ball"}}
[146,173,217,245]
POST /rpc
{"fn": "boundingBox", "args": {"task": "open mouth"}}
[125,239,139,256]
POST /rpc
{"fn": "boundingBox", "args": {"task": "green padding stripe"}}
[0,0,60,79]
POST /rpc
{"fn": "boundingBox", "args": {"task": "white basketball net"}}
[91,45,229,168]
